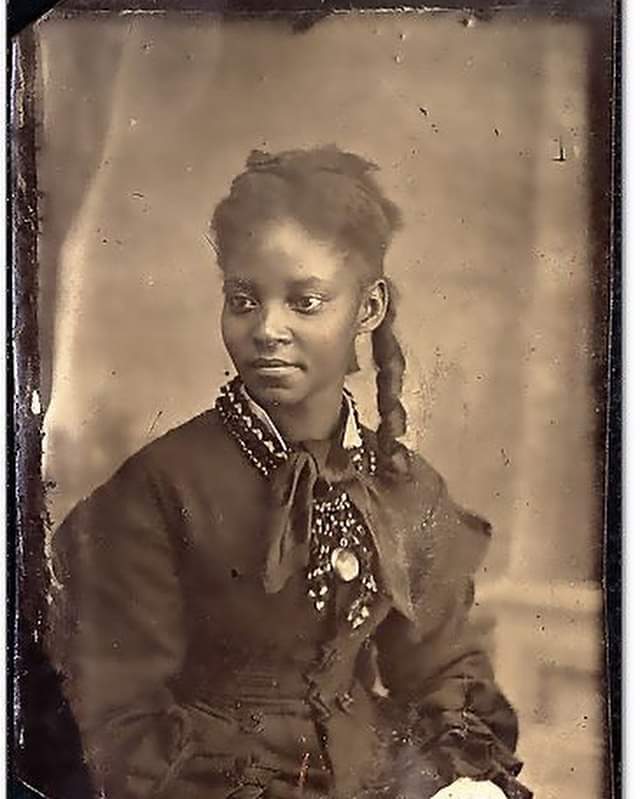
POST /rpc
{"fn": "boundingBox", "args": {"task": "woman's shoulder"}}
[136,406,225,457]
[361,427,492,573]
[68,408,243,513]
[360,425,444,505]
[115,407,239,475]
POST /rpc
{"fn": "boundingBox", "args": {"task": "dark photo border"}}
[7,2,621,796]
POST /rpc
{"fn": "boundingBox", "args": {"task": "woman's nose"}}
[253,303,291,348]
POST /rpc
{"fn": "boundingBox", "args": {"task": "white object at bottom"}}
[430,777,508,799]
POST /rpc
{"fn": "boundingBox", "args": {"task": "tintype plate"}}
[8,2,621,798]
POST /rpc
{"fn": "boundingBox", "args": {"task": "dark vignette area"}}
[8,0,617,37]
[596,2,622,798]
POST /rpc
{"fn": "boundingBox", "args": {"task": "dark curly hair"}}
[211,145,410,478]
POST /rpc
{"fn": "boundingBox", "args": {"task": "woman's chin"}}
[243,374,307,408]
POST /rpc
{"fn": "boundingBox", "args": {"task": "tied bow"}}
[215,377,418,624]
[263,449,320,594]
[262,440,363,595]
[261,439,413,625]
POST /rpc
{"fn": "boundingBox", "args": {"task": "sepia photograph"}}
[9,3,619,799]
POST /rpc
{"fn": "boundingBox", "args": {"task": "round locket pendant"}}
[331,547,360,582]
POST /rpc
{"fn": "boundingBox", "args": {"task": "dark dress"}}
[47,405,532,799]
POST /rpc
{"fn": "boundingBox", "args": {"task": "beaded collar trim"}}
[216,377,379,629]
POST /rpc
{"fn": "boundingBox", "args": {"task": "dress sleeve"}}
[47,452,194,799]
[373,476,532,799]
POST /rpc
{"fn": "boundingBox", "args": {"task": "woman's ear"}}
[358,278,389,334]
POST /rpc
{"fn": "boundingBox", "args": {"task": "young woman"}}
[49,147,532,799]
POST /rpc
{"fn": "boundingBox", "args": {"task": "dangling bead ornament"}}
[305,488,379,628]
[216,377,379,629]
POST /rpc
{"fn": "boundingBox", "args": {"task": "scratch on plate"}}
[147,410,163,438]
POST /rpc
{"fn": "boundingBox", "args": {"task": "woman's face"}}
[220,219,370,408]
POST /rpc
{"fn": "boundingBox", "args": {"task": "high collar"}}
[239,384,364,454]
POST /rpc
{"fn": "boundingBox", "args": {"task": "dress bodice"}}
[48,407,529,799]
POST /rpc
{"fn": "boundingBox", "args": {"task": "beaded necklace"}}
[216,378,379,629]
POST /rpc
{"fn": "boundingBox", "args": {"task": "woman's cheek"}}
[221,314,248,359]
[307,318,348,352]
[313,322,358,370]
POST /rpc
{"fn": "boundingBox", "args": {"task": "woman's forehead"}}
[261,218,340,259]
[223,218,354,285]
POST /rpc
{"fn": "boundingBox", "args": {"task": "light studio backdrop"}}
[29,5,612,798]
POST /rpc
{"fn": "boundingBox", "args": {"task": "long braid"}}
[371,280,410,479]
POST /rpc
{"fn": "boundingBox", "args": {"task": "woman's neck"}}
[263,383,345,443]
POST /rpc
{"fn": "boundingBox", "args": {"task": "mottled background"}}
[35,9,608,798]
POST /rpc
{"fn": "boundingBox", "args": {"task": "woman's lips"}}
[251,359,301,376]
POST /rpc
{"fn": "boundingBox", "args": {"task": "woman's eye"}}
[227,295,258,314]
[291,296,325,314]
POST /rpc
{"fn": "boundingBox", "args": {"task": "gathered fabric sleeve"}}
[47,453,194,799]
[373,475,533,799]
